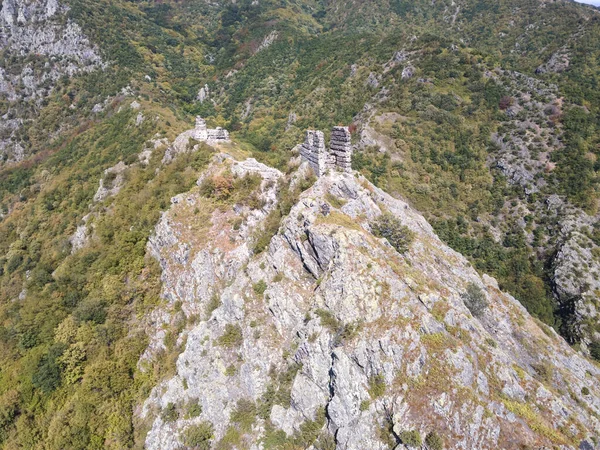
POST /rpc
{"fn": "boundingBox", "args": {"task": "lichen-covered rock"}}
[139,163,600,450]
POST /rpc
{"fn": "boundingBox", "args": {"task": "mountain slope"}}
[0,0,600,448]
[138,150,600,449]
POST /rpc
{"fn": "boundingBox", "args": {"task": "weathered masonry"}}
[299,126,352,176]
[192,116,230,142]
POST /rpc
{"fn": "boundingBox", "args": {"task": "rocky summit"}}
[1,0,600,448]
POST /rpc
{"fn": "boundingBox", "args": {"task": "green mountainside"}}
[0,0,600,447]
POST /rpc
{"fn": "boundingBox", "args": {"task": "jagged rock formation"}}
[300,127,352,176]
[139,158,600,450]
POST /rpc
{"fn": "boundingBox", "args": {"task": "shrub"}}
[368,374,386,399]
[225,364,237,376]
[315,309,340,333]
[5,254,22,273]
[399,430,422,447]
[425,430,444,450]
[230,398,257,431]
[253,280,267,296]
[73,298,107,324]
[589,341,600,362]
[498,96,514,110]
[184,421,214,449]
[32,344,66,393]
[581,386,590,396]
[205,294,221,319]
[185,399,202,419]
[161,402,178,423]
[217,324,243,348]
[371,213,414,254]
[461,283,488,317]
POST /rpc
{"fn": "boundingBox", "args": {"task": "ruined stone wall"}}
[300,130,327,176]
[299,127,352,176]
[329,126,352,172]
[192,116,229,142]
[206,127,229,141]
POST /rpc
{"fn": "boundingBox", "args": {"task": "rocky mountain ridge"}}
[137,146,600,449]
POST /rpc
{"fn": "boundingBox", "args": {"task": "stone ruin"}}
[299,126,352,176]
[192,116,230,142]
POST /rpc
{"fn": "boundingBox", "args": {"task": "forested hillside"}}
[0,0,599,448]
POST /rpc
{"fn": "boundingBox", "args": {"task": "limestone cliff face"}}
[0,0,103,162]
[139,157,600,449]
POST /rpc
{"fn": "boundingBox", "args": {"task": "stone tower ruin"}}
[299,126,352,176]
[192,116,230,142]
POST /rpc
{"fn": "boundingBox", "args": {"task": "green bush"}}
[253,280,267,296]
[589,341,600,362]
[217,324,243,348]
[367,374,386,399]
[185,399,202,419]
[581,386,590,396]
[205,294,221,319]
[461,283,488,317]
[425,430,444,450]
[32,344,66,393]
[371,213,414,254]
[399,430,422,447]
[161,402,178,423]
[184,421,214,449]
[230,398,257,431]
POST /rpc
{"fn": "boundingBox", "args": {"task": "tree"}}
[462,283,488,317]
[371,213,414,254]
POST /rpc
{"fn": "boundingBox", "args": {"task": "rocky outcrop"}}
[0,0,103,162]
[140,155,283,365]
[139,160,600,450]
[93,161,127,202]
[552,213,600,344]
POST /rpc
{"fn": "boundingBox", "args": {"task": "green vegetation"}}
[367,374,386,399]
[230,398,257,431]
[183,421,214,449]
[0,103,214,448]
[399,430,422,447]
[258,362,301,419]
[589,341,600,362]
[185,399,203,419]
[371,213,415,254]
[253,280,268,296]
[217,324,244,349]
[425,430,444,450]
[263,407,326,449]
[1,0,600,445]
[205,294,221,319]
[161,402,179,423]
[461,283,489,317]
[314,309,361,345]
